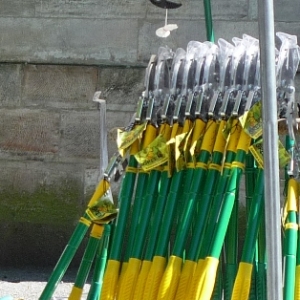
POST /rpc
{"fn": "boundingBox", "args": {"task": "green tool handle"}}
[241,169,264,263]
[171,151,210,257]
[39,214,92,300]
[154,170,186,257]
[123,171,149,261]
[131,170,161,258]
[186,151,223,261]
[144,171,171,260]
[203,0,214,42]
[198,151,235,260]
[87,225,111,300]
[109,155,138,260]
[69,224,104,300]
[283,178,298,300]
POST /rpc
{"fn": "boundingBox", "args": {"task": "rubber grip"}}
[100,260,120,300]
[213,120,227,153]
[118,258,141,300]
[188,257,219,300]
[116,262,128,298]
[295,265,300,299]
[226,119,241,152]
[143,124,157,148]
[236,128,252,152]
[200,120,218,153]
[142,256,166,300]
[231,262,253,300]
[68,286,83,300]
[174,260,196,300]
[157,255,183,300]
[132,260,152,300]
[286,178,298,212]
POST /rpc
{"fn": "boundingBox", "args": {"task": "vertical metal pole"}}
[203,0,214,42]
[257,0,283,300]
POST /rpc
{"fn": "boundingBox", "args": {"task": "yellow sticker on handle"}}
[117,123,147,150]
[134,134,168,171]
[249,138,291,169]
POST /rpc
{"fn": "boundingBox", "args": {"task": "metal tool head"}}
[136,55,157,123]
[208,38,234,118]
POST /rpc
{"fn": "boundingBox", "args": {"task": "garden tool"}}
[186,38,263,300]
[274,32,300,300]
[175,38,241,300]
[132,41,202,300]
[142,44,209,300]
[39,154,121,300]
[117,46,174,300]
[87,224,111,300]
[119,49,185,299]
[156,40,224,300]
[100,55,157,300]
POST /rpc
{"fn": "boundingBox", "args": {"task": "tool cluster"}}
[40,32,300,300]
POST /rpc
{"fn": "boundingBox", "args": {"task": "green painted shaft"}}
[186,151,223,261]
[123,171,149,261]
[73,229,102,290]
[39,216,91,300]
[283,211,298,300]
[144,171,171,260]
[87,225,111,300]
[172,150,210,257]
[209,150,246,258]
[198,150,235,259]
[131,170,161,258]
[154,169,184,257]
[109,156,138,260]
[203,0,215,42]
[241,169,264,263]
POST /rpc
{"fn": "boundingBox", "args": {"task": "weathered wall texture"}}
[0,0,299,266]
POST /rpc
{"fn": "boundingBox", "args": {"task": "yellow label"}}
[117,123,146,150]
[86,196,118,224]
[239,102,263,139]
[134,134,168,171]
[175,131,189,171]
[249,138,290,169]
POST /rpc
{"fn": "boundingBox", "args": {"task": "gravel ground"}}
[0,267,91,300]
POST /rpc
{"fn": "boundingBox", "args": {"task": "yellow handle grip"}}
[174,260,196,300]
[143,256,166,300]
[231,262,253,300]
[133,260,152,300]
[157,255,183,300]
[68,286,83,300]
[188,257,219,300]
[116,262,128,299]
[227,119,242,152]
[143,124,157,148]
[88,179,110,207]
[118,258,141,300]
[286,178,298,212]
[213,120,227,153]
[200,120,218,153]
[295,265,300,299]
[236,127,252,152]
[100,260,121,300]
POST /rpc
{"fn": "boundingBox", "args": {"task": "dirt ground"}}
[0,267,91,300]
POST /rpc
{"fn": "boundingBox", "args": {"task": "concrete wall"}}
[0,0,299,266]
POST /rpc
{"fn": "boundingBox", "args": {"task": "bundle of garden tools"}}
[39,31,300,300]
